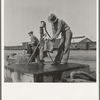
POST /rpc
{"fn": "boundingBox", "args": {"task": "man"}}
[48,14,73,65]
[27,31,40,62]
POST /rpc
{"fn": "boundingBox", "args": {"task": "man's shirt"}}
[30,35,39,46]
[51,19,70,39]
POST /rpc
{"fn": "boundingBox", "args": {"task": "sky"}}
[4,0,96,46]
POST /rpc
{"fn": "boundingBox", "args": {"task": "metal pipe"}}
[25,42,40,68]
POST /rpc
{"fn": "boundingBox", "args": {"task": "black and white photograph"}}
[4,0,97,83]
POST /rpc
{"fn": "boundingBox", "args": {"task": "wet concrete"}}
[5,62,90,75]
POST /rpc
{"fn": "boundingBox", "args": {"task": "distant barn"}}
[70,38,96,50]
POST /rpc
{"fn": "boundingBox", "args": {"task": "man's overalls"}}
[51,19,73,64]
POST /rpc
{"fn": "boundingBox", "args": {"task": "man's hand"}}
[28,42,31,44]
[49,38,55,41]
[28,42,35,46]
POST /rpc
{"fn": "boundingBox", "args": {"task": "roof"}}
[71,38,85,43]
[71,38,94,43]
[79,38,93,43]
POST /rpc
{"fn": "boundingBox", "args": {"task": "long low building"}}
[4,45,23,50]
[4,38,96,50]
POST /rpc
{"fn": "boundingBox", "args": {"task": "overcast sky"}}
[4,0,96,46]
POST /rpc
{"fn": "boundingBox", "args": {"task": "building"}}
[22,42,28,50]
[70,38,96,50]
[70,42,78,50]
[4,38,96,50]
[88,42,96,50]
[4,45,23,50]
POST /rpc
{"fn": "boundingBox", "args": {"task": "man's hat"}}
[28,31,33,34]
[48,14,58,23]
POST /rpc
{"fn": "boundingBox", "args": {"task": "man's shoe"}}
[40,60,45,64]
[51,62,60,65]
[61,62,68,64]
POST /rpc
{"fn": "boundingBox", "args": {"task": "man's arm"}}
[51,24,56,37]
[52,20,62,39]
[34,36,39,43]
